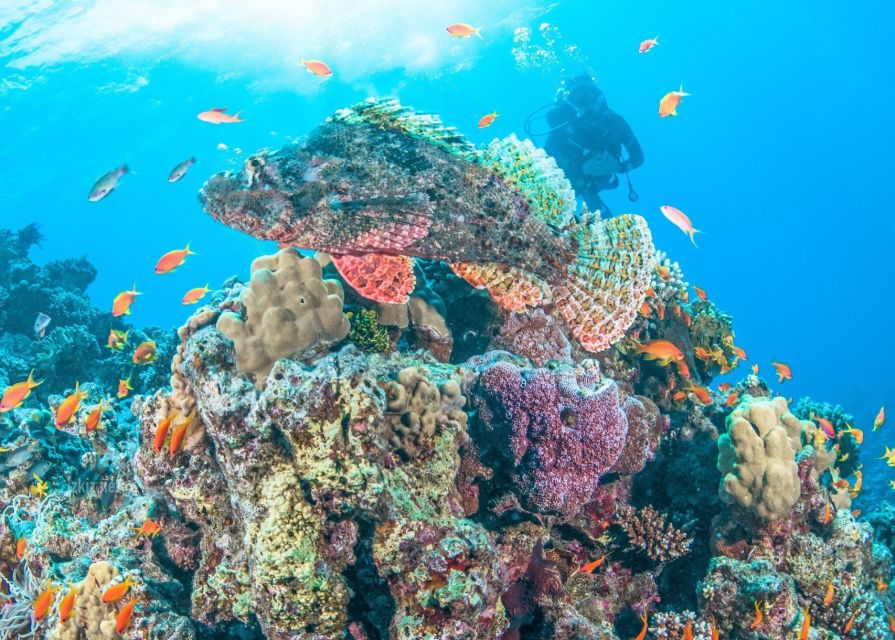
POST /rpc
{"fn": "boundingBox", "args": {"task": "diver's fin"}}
[553,214,655,351]
[449,261,546,312]
[480,134,576,230]
[330,99,476,159]
[331,253,416,304]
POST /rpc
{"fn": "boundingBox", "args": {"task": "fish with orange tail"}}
[683,620,693,640]
[821,504,832,526]
[199,99,656,352]
[15,537,26,560]
[579,552,611,573]
[112,284,141,317]
[155,243,195,274]
[637,340,690,377]
[301,59,333,77]
[154,412,178,454]
[34,583,60,620]
[117,375,133,399]
[59,584,80,623]
[133,520,163,538]
[169,413,194,456]
[84,401,109,433]
[55,382,88,428]
[132,340,158,365]
[823,581,834,605]
[749,600,764,629]
[116,599,137,634]
[844,608,858,632]
[639,36,659,53]
[107,329,128,350]
[725,391,740,408]
[446,23,481,38]
[659,83,691,117]
[771,360,792,382]
[840,424,864,444]
[0,369,42,412]
[102,576,137,604]
[632,611,648,640]
[799,607,811,640]
[709,617,719,640]
[182,284,211,305]
[875,404,886,431]
[478,111,499,129]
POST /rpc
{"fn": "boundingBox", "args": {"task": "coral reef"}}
[216,248,349,386]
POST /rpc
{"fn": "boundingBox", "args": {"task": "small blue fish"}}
[89,165,128,202]
[168,157,196,183]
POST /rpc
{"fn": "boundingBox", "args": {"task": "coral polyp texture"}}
[216,248,349,385]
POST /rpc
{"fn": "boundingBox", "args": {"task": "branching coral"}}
[216,248,349,386]
[616,504,692,563]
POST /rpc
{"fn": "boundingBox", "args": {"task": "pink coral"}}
[477,358,629,517]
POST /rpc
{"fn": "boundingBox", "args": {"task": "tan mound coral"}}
[50,561,124,640]
[718,396,801,521]
[216,249,349,386]
[382,367,468,461]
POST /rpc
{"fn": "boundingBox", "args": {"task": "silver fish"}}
[88,164,128,202]
[33,312,51,338]
[0,445,33,474]
[168,157,196,183]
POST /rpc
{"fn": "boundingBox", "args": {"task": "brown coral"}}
[216,249,349,386]
[616,504,692,563]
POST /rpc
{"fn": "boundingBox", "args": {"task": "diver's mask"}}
[566,79,606,118]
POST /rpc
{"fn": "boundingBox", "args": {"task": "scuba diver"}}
[532,74,644,215]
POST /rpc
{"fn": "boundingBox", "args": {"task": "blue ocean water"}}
[0,0,891,449]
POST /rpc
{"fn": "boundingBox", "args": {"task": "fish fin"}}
[329,98,476,159]
[553,214,655,351]
[211,107,227,112]
[449,262,546,312]
[186,242,196,255]
[331,253,415,304]
[474,28,483,39]
[480,134,576,230]
[688,228,700,247]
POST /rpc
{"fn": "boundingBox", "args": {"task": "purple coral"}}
[477,358,629,517]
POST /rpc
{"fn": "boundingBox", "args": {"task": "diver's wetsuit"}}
[545,103,644,215]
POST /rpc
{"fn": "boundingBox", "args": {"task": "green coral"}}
[347,308,392,353]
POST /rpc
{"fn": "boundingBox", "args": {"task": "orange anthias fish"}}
[102,576,137,604]
[874,404,886,431]
[693,286,707,300]
[59,584,80,623]
[132,341,158,365]
[579,552,611,573]
[725,392,740,408]
[118,376,134,400]
[659,83,691,117]
[656,265,671,280]
[155,243,195,274]
[879,579,890,593]
[683,620,693,640]
[840,425,864,445]
[16,537,27,560]
[478,111,498,129]
[84,402,109,432]
[639,36,659,53]
[731,346,747,360]
[660,205,701,247]
[112,285,141,317]
[154,413,178,453]
[446,23,481,38]
[771,360,792,383]
[197,107,244,124]
[116,599,136,634]
[133,520,163,538]
[709,617,719,640]
[168,415,191,456]
[34,583,60,620]
[182,284,211,305]
[632,611,648,640]
[107,329,129,350]
[844,609,858,632]
[718,383,732,393]
[821,504,832,526]
[55,382,88,428]
[823,581,834,605]
[301,58,333,77]
[889,614,895,634]
[749,600,764,629]
[686,385,711,404]
[799,607,811,640]
[638,339,684,366]
[0,369,43,412]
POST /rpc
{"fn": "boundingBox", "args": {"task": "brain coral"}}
[717,396,801,521]
[216,249,349,386]
[475,356,629,517]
